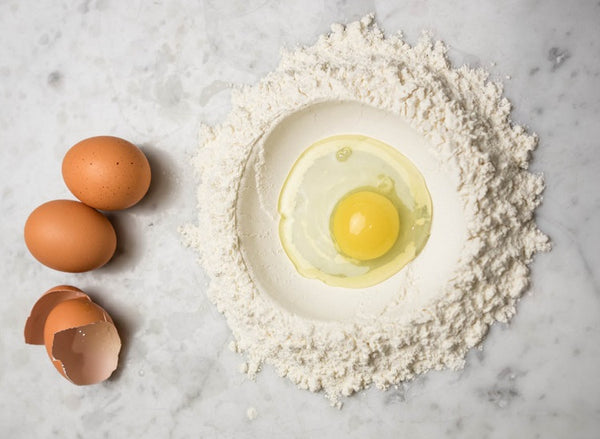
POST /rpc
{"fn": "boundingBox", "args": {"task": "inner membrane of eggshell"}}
[51,321,121,385]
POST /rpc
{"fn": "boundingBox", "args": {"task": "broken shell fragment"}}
[25,286,121,385]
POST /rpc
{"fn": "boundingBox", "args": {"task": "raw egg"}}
[278,134,432,288]
[25,285,121,385]
[62,135,151,210]
[24,200,116,272]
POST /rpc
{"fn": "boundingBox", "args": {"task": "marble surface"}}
[1,0,599,437]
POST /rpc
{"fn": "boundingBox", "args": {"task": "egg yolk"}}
[331,191,400,261]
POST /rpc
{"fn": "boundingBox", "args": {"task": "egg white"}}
[278,134,432,287]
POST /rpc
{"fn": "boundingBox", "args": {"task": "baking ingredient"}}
[24,199,116,272]
[246,407,258,421]
[25,285,121,385]
[182,15,550,404]
[62,135,151,210]
[278,134,432,288]
[332,191,399,260]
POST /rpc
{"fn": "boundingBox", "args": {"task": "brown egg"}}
[62,136,151,210]
[24,200,116,272]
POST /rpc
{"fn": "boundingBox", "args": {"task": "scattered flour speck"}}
[246,407,258,421]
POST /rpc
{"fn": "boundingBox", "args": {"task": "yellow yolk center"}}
[331,191,400,261]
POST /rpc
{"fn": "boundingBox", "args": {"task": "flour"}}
[181,15,550,405]
[246,407,258,421]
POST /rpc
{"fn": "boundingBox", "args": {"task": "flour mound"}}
[182,15,550,405]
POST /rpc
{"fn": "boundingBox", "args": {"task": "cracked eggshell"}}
[43,298,121,385]
[24,285,90,345]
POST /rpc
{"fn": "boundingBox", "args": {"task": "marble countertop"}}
[1,0,599,437]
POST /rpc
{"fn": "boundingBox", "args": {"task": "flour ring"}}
[182,15,550,404]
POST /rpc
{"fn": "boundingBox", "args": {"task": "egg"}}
[62,135,151,210]
[24,200,116,272]
[278,134,433,288]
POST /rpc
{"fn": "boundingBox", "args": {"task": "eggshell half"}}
[24,285,90,345]
[43,298,121,385]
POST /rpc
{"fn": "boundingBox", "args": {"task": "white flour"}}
[181,15,550,405]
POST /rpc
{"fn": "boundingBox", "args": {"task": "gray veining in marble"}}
[1,0,599,438]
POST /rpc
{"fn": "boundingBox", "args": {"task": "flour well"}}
[181,15,550,405]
